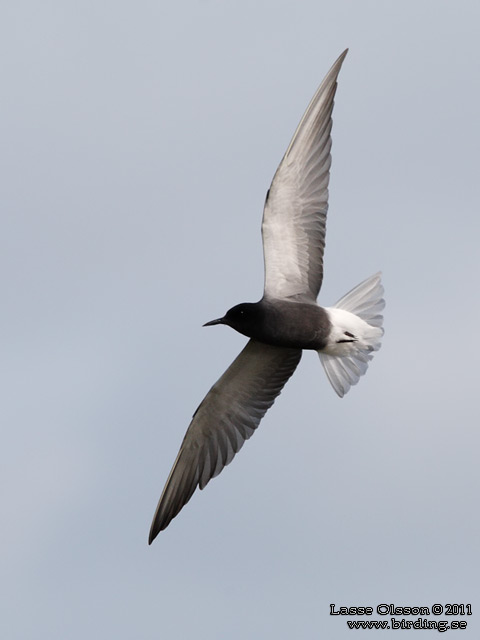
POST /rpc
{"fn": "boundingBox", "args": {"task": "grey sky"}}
[1,1,479,638]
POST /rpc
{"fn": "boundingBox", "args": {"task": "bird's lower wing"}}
[148,340,302,542]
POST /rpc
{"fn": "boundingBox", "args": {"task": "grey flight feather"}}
[148,341,301,542]
[262,49,348,301]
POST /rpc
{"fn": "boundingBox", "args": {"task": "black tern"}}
[149,49,384,543]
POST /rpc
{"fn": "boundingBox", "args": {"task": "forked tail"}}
[319,272,385,397]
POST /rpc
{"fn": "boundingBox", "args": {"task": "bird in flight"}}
[149,50,384,543]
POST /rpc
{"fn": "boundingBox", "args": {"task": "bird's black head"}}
[203,302,263,338]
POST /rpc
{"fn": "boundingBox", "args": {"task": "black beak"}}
[203,317,225,327]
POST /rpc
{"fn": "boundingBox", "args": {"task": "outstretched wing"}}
[262,49,347,302]
[149,340,301,542]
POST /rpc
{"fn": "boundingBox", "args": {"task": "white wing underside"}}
[262,50,348,302]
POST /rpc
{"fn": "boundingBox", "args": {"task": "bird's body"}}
[149,50,385,543]
[209,299,331,350]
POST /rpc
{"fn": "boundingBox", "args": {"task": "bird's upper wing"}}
[149,340,301,542]
[262,49,347,302]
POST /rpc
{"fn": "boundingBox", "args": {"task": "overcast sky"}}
[2,1,479,638]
